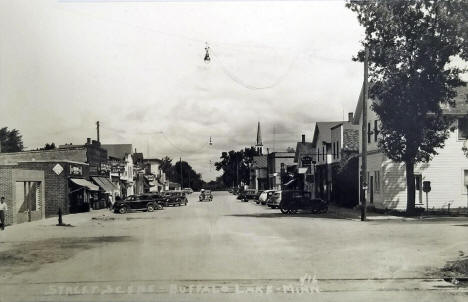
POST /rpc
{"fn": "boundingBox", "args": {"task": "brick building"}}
[0,160,95,225]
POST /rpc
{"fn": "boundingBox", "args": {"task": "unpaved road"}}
[0,191,467,302]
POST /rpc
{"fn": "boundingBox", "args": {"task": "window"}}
[368,122,371,143]
[458,117,468,140]
[374,120,379,142]
[463,170,468,194]
[337,141,340,159]
[333,142,336,159]
[322,146,325,161]
[374,171,380,193]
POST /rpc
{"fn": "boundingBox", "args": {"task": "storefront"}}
[92,176,119,207]
[69,178,99,213]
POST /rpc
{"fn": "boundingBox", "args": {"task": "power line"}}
[210,47,299,90]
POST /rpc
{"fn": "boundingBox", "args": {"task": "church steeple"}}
[256,121,263,155]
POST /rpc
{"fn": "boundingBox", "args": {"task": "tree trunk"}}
[405,161,416,215]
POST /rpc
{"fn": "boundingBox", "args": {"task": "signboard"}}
[69,165,83,176]
[423,181,431,193]
[302,156,312,166]
[52,163,63,175]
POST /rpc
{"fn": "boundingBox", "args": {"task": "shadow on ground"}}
[225,211,354,220]
[0,236,134,276]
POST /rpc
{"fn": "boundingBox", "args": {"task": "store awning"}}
[92,177,118,193]
[70,178,99,191]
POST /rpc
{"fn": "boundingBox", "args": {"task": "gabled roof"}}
[294,142,314,162]
[312,122,342,147]
[252,155,267,168]
[101,144,132,160]
[353,83,365,124]
[353,83,468,123]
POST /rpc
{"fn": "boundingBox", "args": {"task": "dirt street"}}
[0,191,467,302]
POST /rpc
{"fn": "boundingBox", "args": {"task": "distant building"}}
[143,158,165,192]
[250,155,268,190]
[294,134,315,193]
[311,121,342,201]
[267,152,295,190]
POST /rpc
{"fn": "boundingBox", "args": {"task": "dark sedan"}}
[162,191,188,207]
[113,195,162,214]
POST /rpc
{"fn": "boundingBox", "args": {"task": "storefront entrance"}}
[15,181,43,223]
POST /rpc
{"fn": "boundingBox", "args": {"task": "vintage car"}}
[162,190,188,207]
[257,190,275,205]
[266,191,282,209]
[113,194,162,214]
[242,189,257,202]
[199,190,213,202]
[279,190,328,214]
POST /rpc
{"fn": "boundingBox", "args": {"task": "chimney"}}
[348,112,354,122]
[301,134,305,143]
[86,138,91,145]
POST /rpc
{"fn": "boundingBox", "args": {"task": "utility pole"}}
[96,121,100,142]
[361,46,369,221]
[180,157,183,188]
[266,148,270,189]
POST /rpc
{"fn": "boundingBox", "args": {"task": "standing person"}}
[0,197,8,230]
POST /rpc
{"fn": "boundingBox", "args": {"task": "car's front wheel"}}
[118,206,127,214]
[147,204,155,212]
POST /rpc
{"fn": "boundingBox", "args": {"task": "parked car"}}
[258,190,275,205]
[162,190,188,206]
[242,189,257,202]
[279,190,328,214]
[199,190,213,202]
[255,190,264,201]
[113,195,160,214]
[140,193,165,209]
[267,190,282,209]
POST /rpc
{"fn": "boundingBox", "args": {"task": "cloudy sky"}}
[0,0,365,181]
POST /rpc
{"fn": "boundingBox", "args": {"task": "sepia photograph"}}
[1,0,468,301]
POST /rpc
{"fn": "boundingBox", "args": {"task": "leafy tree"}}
[173,160,205,191]
[215,147,259,187]
[42,143,56,150]
[160,156,173,181]
[347,0,468,214]
[0,127,24,152]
